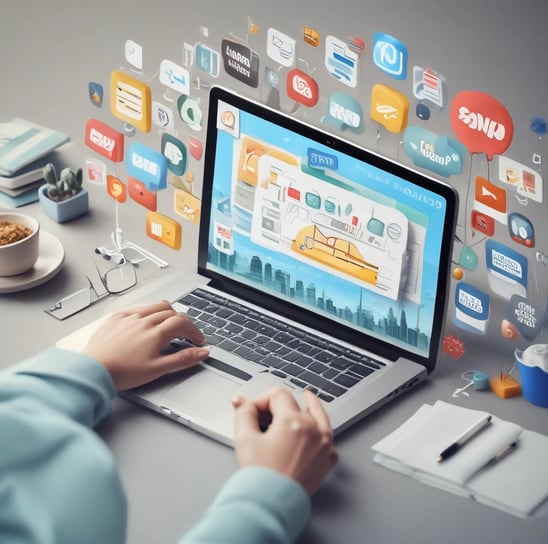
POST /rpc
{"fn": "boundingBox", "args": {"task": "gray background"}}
[1,2,548,543]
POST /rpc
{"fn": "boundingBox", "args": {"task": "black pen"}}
[437,414,492,462]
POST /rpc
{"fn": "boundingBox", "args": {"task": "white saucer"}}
[0,231,65,293]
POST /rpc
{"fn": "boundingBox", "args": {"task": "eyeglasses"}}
[45,259,138,320]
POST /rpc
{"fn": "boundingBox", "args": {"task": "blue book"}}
[0,119,70,177]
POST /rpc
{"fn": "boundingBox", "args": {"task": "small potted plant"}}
[39,163,89,223]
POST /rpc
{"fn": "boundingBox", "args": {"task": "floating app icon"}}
[85,158,106,185]
[506,294,545,341]
[110,70,151,133]
[161,133,187,176]
[453,282,490,335]
[221,39,259,87]
[508,212,534,247]
[267,28,296,67]
[152,101,174,129]
[324,35,358,88]
[195,43,220,77]
[126,142,168,191]
[471,210,495,236]
[177,94,202,131]
[286,69,319,107]
[303,26,320,47]
[128,176,157,211]
[498,156,543,203]
[402,126,464,177]
[188,137,203,160]
[88,82,103,108]
[321,92,363,133]
[413,66,446,110]
[174,189,201,224]
[159,59,190,95]
[125,40,143,70]
[146,211,182,250]
[450,91,513,160]
[474,176,507,224]
[373,32,407,80]
[85,119,124,162]
[106,175,127,203]
[485,239,528,299]
[370,84,409,133]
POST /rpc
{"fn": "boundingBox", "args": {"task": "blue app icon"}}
[508,212,534,247]
[373,32,408,80]
[126,142,168,191]
[453,282,490,335]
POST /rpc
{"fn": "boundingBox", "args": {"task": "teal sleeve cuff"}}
[181,466,310,544]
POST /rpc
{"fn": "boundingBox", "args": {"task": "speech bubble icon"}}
[188,137,203,161]
[402,126,465,177]
[450,91,513,160]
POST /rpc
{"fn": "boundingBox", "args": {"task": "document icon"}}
[324,35,358,88]
[110,70,151,133]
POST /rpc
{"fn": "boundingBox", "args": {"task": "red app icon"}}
[471,210,495,236]
[286,69,319,107]
[85,119,124,162]
[128,176,157,211]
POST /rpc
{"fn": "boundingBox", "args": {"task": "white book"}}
[372,400,548,518]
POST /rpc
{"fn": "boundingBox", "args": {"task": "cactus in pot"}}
[43,163,84,202]
[39,162,89,223]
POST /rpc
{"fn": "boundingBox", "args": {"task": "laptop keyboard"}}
[170,288,385,403]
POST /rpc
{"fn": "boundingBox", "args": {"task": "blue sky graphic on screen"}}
[205,100,449,358]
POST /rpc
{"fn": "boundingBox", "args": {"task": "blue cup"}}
[515,347,548,408]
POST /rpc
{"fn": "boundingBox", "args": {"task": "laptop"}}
[59,86,458,446]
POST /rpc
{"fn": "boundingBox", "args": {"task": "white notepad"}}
[372,400,548,518]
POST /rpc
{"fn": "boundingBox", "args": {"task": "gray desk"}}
[2,1,548,543]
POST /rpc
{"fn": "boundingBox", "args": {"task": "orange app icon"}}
[370,83,409,133]
[146,211,182,250]
[106,175,127,203]
[303,26,320,47]
[110,70,152,133]
[475,176,506,214]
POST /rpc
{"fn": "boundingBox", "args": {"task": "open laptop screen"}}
[199,87,458,372]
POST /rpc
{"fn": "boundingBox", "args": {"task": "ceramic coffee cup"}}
[0,212,40,276]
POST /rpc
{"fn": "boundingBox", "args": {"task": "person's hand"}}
[232,387,338,495]
[82,301,209,391]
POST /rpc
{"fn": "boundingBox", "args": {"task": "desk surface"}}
[2,2,548,543]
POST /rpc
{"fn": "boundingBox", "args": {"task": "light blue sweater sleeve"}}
[0,347,127,544]
[180,467,311,544]
[0,347,312,544]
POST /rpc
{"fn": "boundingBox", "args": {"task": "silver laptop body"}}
[68,86,459,447]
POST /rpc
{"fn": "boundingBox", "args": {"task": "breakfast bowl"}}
[0,212,40,276]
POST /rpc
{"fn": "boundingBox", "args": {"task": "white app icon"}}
[125,40,143,70]
[267,28,296,67]
[152,101,174,129]
[325,35,358,88]
[164,142,183,166]
[159,59,190,95]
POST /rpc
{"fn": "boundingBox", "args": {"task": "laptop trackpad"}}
[160,369,286,420]
[161,368,240,419]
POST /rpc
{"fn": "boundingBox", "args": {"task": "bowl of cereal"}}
[0,212,40,276]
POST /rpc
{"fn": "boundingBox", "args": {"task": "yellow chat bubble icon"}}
[370,83,409,133]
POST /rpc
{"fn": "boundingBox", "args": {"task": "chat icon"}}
[450,91,513,160]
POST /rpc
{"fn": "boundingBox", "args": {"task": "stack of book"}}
[0,118,70,208]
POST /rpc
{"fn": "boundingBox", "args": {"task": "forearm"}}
[0,347,126,544]
[1,346,115,427]
[180,467,311,544]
